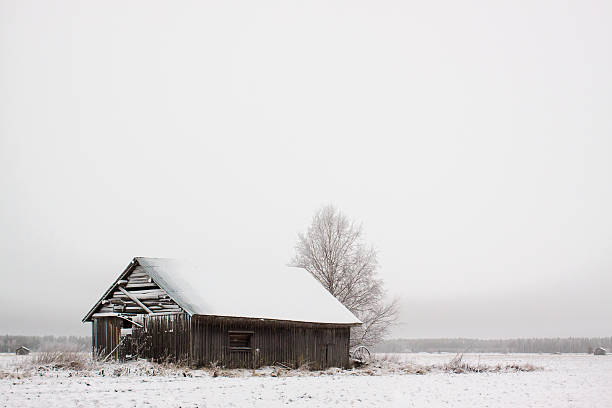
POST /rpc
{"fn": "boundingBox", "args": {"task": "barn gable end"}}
[84,260,183,320]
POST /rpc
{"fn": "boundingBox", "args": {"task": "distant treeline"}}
[375,337,612,354]
[0,335,90,353]
[4,334,611,354]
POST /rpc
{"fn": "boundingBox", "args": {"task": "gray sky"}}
[1,0,611,338]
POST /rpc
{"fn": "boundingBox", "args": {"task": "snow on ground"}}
[2,353,611,407]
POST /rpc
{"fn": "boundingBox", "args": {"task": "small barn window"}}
[229,331,253,351]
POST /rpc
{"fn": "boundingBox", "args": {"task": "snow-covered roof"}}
[86,257,361,326]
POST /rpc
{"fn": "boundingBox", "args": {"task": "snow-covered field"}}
[2,352,610,407]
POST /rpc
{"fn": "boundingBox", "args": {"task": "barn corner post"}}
[91,318,95,359]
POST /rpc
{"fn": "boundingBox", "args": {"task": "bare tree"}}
[290,205,399,347]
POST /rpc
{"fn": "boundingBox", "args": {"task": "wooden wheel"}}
[351,345,371,363]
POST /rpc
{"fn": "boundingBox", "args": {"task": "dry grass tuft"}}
[361,353,542,375]
[297,361,314,371]
[30,351,90,370]
[439,354,541,374]
[374,353,404,363]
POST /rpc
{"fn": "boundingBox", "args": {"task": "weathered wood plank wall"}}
[92,317,122,360]
[95,313,351,368]
[138,313,191,363]
[190,315,350,369]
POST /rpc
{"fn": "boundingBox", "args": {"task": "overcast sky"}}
[1,0,611,338]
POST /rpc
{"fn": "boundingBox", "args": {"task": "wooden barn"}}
[15,346,30,355]
[594,347,607,355]
[83,257,361,368]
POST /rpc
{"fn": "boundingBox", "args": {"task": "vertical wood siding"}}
[99,313,352,368]
[138,313,191,363]
[92,317,122,360]
[190,315,350,369]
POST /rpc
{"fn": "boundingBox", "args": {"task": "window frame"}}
[228,330,254,352]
